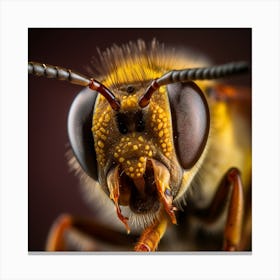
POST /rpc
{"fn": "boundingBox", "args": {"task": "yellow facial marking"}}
[92,103,113,167]
[112,134,156,178]
[121,95,138,110]
[149,101,173,158]
[139,156,145,163]
[158,122,163,130]
[97,140,104,148]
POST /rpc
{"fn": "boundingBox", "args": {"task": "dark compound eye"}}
[167,82,210,170]
[67,88,98,180]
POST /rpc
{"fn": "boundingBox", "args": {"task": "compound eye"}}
[167,82,210,170]
[67,87,98,180]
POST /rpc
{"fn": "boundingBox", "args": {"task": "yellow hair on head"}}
[91,39,213,88]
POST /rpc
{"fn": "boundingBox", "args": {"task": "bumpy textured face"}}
[93,87,175,176]
[90,40,210,229]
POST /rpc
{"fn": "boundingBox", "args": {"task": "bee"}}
[29,39,251,252]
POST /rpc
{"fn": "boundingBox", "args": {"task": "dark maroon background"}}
[28,28,251,251]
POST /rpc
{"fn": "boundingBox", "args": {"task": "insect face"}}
[66,42,212,232]
[92,81,184,230]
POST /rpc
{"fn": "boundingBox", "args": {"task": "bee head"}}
[66,40,248,232]
[68,78,210,232]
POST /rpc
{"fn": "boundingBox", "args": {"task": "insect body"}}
[29,40,251,251]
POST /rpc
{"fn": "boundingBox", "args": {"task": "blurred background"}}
[28,28,251,251]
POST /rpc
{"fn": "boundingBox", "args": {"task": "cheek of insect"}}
[92,100,114,168]
[149,101,174,159]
